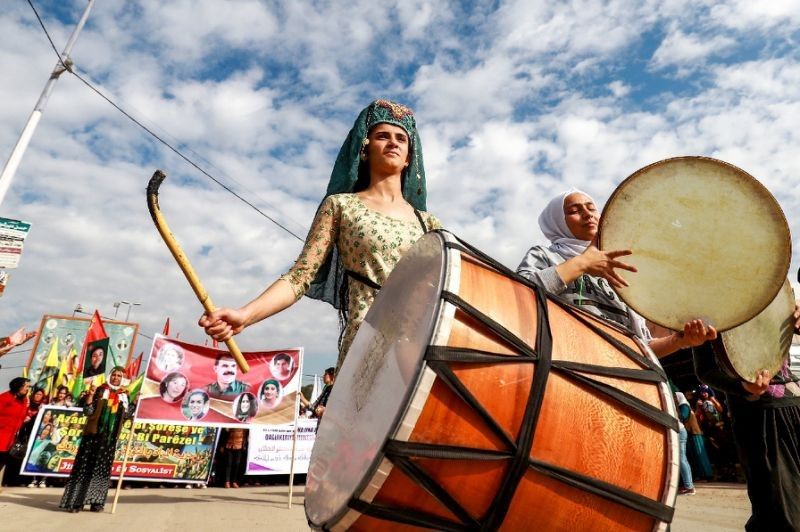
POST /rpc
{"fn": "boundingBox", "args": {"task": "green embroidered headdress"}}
[325,98,427,210]
[306,99,428,313]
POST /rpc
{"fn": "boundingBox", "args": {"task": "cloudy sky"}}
[1,0,799,387]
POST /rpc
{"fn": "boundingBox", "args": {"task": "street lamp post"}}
[119,301,141,322]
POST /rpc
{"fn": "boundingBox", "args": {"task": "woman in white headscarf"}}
[517,189,715,356]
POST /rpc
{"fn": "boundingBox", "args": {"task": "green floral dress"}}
[280,193,442,369]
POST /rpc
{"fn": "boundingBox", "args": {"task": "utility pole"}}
[0,0,96,208]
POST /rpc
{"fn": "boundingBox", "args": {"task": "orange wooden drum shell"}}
[346,250,673,531]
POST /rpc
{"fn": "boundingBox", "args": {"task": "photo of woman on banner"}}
[156,343,184,373]
[182,390,210,420]
[271,353,293,381]
[233,392,258,422]
[28,423,60,472]
[83,339,109,379]
[159,372,189,403]
[259,379,282,410]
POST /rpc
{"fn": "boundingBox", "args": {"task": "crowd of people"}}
[0,367,332,498]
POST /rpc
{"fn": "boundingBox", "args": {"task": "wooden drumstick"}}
[146,169,250,373]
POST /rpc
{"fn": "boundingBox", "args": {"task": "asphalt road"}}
[0,482,750,531]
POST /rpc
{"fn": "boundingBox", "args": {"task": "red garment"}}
[0,390,29,451]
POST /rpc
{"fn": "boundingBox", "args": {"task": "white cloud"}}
[2,0,800,390]
[650,29,736,71]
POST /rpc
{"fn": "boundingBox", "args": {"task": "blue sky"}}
[1,0,799,388]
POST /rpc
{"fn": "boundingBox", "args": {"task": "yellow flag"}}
[44,340,59,368]
[55,356,69,392]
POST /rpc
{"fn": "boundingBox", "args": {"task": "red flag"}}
[162,317,170,336]
[127,352,143,379]
[76,310,109,374]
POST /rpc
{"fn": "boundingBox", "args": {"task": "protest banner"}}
[0,216,31,269]
[135,335,303,428]
[246,419,318,475]
[27,315,139,383]
[20,406,218,483]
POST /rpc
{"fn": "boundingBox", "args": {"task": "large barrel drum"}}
[306,230,678,531]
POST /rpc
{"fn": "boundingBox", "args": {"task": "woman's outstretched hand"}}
[198,308,248,342]
[578,241,637,289]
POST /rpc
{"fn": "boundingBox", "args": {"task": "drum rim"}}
[312,231,448,530]
[598,155,792,332]
[718,278,795,382]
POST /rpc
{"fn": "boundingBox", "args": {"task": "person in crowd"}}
[259,380,282,410]
[680,389,714,481]
[674,391,696,495]
[234,392,257,422]
[52,385,74,407]
[0,327,36,358]
[0,377,31,484]
[516,189,716,354]
[693,305,800,531]
[183,390,209,420]
[219,428,246,488]
[694,384,723,425]
[205,354,250,397]
[159,372,189,403]
[60,366,132,513]
[272,353,293,380]
[200,99,442,374]
[310,367,335,419]
[83,345,106,379]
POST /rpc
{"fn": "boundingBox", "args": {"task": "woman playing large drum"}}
[516,188,715,357]
[199,100,441,371]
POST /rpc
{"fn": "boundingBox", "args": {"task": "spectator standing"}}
[220,428,246,488]
[60,367,132,513]
[674,391,696,495]
[0,377,31,485]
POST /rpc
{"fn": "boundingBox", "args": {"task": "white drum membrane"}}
[305,233,445,527]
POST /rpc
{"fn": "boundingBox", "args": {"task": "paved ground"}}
[0,482,749,531]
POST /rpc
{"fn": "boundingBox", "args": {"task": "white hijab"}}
[538,188,593,259]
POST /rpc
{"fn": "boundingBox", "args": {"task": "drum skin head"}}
[721,279,795,382]
[305,232,445,528]
[599,156,791,332]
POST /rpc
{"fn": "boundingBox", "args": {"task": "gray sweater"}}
[517,245,652,342]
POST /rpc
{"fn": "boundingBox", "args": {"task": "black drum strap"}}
[342,211,428,293]
[344,269,381,291]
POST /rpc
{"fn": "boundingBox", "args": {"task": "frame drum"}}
[306,231,678,531]
[715,279,796,383]
[599,156,791,332]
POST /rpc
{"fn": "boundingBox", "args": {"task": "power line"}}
[25,0,305,242]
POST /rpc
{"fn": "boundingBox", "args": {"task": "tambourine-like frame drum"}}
[715,279,796,383]
[599,156,791,332]
[306,231,678,531]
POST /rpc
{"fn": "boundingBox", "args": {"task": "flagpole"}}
[111,419,137,514]
[287,351,304,509]
[0,0,96,207]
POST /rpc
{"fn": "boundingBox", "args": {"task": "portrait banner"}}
[135,335,303,428]
[27,315,139,382]
[245,419,317,475]
[20,406,218,483]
